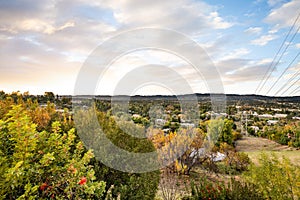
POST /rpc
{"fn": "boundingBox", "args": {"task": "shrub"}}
[225,178,264,200]
[244,153,300,200]
[75,109,160,199]
[183,178,226,200]
[183,177,264,200]
[223,152,251,173]
[0,105,106,199]
[218,144,251,175]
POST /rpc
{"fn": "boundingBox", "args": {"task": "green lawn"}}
[245,150,300,166]
[236,136,300,166]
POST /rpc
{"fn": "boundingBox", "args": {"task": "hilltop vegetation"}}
[0,91,299,199]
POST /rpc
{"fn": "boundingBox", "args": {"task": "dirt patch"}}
[236,136,300,165]
[235,136,293,152]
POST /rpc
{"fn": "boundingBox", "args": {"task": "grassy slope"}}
[236,136,300,165]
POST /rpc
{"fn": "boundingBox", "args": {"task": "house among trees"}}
[267,120,279,125]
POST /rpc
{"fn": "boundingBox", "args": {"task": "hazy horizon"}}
[1,0,300,96]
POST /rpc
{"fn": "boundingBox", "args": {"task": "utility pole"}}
[245,112,248,136]
[236,101,244,135]
[241,111,248,136]
[240,111,243,134]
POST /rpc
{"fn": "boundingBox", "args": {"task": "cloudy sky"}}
[0,0,300,96]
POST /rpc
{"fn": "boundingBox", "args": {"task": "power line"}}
[281,76,300,96]
[258,24,300,94]
[255,12,300,94]
[289,85,300,96]
[266,52,300,95]
[274,65,300,96]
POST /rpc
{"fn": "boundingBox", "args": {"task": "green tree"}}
[74,108,160,199]
[0,105,105,199]
[206,119,234,147]
[44,92,55,102]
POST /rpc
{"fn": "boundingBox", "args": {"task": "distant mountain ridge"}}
[70,93,300,102]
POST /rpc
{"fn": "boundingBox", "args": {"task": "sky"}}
[0,0,300,96]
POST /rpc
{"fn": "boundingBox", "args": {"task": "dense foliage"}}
[261,123,300,147]
[185,153,300,200]
[1,91,299,199]
[184,178,264,200]
[0,105,106,199]
[244,153,300,200]
[0,93,160,199]
[77,110,160,199]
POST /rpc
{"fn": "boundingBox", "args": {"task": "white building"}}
[155,119,166,126]
[292,117,300,120]
[180,123,195,128]
[250,126,259,133]
[267,120,278,125]
[274,114,287,118]
[258,114,273,119]
[132,114,141,118]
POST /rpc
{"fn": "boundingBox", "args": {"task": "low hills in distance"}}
[69,93,300,103]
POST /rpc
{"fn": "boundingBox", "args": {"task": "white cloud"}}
[208,12,232,29]
[295,43,300,49]
[256,58,273,65]
[265,0,300,28]
[221,48,250,61]
[101,0,233,33]
[244,27,262,35]
[0,36,82,94]
[216,58,272,84]
[0,0,234,95]
[0,0,233,55]
[268,26,279,34]
[267,0,285,7]
[13,19,75,34]
[251,34,277,46]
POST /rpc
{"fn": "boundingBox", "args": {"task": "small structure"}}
[258,114,273,119]
[250,126,259,133]
[271,108,282,111]
[155,119,166,126]
[132,114,141,118]
[267,120,278,125]
[274,113,287,118]
[180,123,195,128]
[163,128,171,135]
[189,148,226,163]
[211,152,226,162]
[252,112,258,116]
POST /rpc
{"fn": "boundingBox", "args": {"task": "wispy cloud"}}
[251,34,277,46]
[267,0,285,7]
[216,58,272,84]
[0,0,297,95]
[265,0,300,28]
[220,48,251,61]
[103,0,233,33]
[0,0,235,94]
[244,27,262,35]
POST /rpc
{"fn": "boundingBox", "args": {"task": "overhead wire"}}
[274,65,300,96]
[255,12,300,94]
[258,24,300,94]
[280,76,300,96]
[289,85,300,96]
[265,51,300,95]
